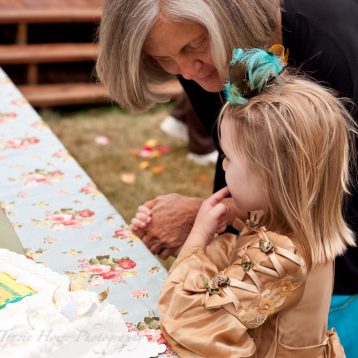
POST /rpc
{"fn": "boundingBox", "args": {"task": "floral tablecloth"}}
[0,68,177,357]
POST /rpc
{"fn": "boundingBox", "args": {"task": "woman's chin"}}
[197,80,225,92]
[194,72,224,92]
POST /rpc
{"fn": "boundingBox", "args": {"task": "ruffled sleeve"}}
[158,227,307,358]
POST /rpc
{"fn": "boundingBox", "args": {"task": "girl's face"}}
[220,117,268,219]
[144,19,225,92]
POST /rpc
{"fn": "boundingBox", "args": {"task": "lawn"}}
[42,104,215,225]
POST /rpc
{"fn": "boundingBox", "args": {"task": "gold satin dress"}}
[158,217,345,358]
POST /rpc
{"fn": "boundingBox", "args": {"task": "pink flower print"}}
[101,269,123,280]
[0,111,17,123]
[79,209,95,218]
[27,137,40,145]
[7,136,39,149]
[87,264,111,275]
[63,218,80,226]
[26,170,64,186]
[87,234,101,241]
[52,149,68,158]
[80,184,98,195]
[88,275,105,287]
[51,224,65,231]
[114,229,132,238]
[28,173,47,183]
[50,212,81,228]
[52,213,73,223]
[137,329,162,342]
[51,170,64,177]
[7,138,23,149]
[116,257,136,270]
[78,259,91,270]
[132,289,149,299]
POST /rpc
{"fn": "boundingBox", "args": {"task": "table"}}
[0,67,177,356]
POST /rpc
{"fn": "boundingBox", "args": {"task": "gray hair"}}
[96,0,279,111]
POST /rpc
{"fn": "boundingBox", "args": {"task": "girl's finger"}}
[135,212,152,223]
[217,223,228,233]
[137,205,152,215]
[211,202,229,219]
[130,218,148,229]
[209,186,230,207]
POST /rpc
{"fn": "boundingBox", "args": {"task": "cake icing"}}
[0,249,166,357]
[0,272,35,309]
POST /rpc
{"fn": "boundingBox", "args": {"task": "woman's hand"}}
[185,187,230,248]
[130,193,203,259]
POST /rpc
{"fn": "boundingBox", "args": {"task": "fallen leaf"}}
[139,161,150,169]
[120,172,136,184]
[144,139,159,148]
[158,146,171,154]
[94,135,110,145]
[139,148,152,158]
[151,166,165,174]
[130,149,139,156]
[151,150,161,158]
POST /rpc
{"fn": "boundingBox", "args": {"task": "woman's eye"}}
[156,57,171,63]
[188,37,207,50]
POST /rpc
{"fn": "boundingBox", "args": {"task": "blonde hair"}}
[96,0,279,111]
[220,74,356,266]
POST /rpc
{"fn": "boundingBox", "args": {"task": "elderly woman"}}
[97,0,358,353]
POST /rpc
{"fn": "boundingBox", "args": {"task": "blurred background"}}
[0,0,214,223]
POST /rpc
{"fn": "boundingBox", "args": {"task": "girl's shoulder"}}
[233,228,306,277]
[231,211,306,270]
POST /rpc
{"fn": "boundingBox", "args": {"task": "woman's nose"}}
[178,58,202,80]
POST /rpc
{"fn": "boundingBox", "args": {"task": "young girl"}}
[158,47,355,357]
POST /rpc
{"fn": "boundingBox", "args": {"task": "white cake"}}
[0,249,166,358]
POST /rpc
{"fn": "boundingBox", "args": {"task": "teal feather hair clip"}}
[224,44,289,105]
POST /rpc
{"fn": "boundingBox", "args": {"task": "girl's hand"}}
[186,187,230,247]
[130,205,152,231]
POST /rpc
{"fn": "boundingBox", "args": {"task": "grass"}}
[42,104,215,224]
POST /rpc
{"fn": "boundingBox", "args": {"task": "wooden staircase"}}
[0,0,182,107]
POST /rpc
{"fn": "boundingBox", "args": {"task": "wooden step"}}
[0,43,98,64]
[0,0,102,23]
[18,80,183,107]
[18,83,110,107]
[0,9,102,23]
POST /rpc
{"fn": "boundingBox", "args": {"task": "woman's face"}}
[144,19,225,92]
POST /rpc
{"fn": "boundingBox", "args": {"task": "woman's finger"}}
[158,249,172,260]
[149,243,162,255]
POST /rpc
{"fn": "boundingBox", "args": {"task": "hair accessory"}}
[224,44,288,105]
